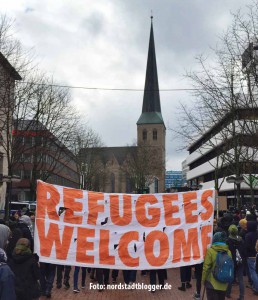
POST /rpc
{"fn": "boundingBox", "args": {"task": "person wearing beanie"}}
[16,214,34,251]
[226,225,245,300]
[8,238,40,300]
[0,248,16,300]
[201,231,232,300]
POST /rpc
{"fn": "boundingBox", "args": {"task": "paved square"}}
[39,267,258,299]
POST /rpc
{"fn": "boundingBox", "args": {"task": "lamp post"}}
[226,175,244,209]
[3,175,21,223]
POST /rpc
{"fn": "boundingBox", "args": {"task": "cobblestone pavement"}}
[39,267,258,299]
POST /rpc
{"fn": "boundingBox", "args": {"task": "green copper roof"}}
[137,112,164,125]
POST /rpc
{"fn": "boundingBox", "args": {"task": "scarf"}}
[14,244,32,256]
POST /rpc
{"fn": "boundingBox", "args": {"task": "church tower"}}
[137,17,166,193]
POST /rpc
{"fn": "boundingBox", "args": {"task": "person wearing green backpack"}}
[201,231,233,300]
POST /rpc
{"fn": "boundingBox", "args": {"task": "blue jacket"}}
[0,262,16,300]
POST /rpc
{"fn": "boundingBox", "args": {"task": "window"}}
[23,170,31,180]
[111,173,115,193]
[154,178,158,193]
[153,129,157,140]
[34,136,42,146]
[24,137,32,147]
[23,153,31,163]
[143,129,147,141]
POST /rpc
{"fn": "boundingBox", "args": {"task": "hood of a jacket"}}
[12,252,32,264]
[211,243,229,252]
[247,221,257,232]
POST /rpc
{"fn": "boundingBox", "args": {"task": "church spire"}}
[137,17,164,125]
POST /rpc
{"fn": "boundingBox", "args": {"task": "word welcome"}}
[34,181,215,269]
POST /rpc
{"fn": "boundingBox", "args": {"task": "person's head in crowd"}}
[0,219,5,225]
[219,213,233,231]
[246,212,256,221]
[239,218,247,230]
[218,211,224,218]
[212,231,227,244]
[29,211,35,222]
[0,248,7,263]
[14,238,31,255]
[0,224,11,250]
[241,210,246,219]
[19,215,32,227]
[21,207,29,216]
[233,214,240,225]
[228,224,241,241]
[14,211,20,220]
[247,220,257,232]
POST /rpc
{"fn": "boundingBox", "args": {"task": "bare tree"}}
[0,15,82,217]
[122,142,161,193]
[174,2,258,208]
[75,125,107,191]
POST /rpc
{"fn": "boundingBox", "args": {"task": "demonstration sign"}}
[34,180,215,269]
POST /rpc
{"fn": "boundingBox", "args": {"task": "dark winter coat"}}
[15,222,34,251]
[245,221,258,257]
[6,228,22,261]
[8,252,40,300]
[227,236,245,268]
[0,262,16,300]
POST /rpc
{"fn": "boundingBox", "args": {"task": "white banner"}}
[34,180,215,269]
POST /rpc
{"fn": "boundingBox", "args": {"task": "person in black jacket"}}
[16,215,34,251]
[6,228,22,261]
[245,221,258,294]
[8,238,40,300]
[226,225,245,300]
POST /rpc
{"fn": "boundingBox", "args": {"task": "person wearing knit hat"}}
[202,231,232,300]
[239,219,247,241]
[228,224,241,241]
[226,224,245,300]
[0,248,16,300]
[212,231,227,244]
[239,219,247,230]
[8,238,40,300]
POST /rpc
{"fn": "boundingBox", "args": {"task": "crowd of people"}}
[0,207,258,300]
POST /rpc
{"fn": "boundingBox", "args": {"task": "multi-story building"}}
[12,120,80,202]
[165,170,184,190]
[182,159,189,185]
[0,52,21,209]
[186,107,258,208]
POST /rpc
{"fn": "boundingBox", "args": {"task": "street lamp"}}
[2,174,21,223]
[226,175,244,208]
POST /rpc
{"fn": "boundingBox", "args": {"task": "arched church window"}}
[153,129,157,140]
[143,129,147,141]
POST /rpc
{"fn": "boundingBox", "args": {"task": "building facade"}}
[12,120,80,202]
[0,52,21,209]
[186,107,258,208]
[165,170,184,190]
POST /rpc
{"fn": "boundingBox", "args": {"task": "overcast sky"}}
[1,0,252,170]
